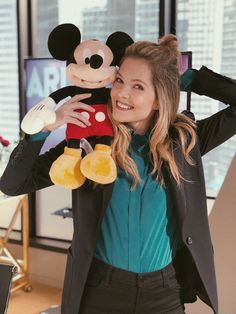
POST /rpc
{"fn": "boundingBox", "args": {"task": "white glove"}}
[21,97,57,134]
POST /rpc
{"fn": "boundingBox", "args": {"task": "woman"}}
[1,34,236,314]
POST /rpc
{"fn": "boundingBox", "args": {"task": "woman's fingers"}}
[63,93,95,114]
[69,111,91,126]
[66,117,87,128]
[69,102,96,112]
[66,93,92,105]
[49,93,96,129]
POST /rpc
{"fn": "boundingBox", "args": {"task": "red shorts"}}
[66,104,113,140]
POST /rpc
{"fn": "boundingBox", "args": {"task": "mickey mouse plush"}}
[21,23,133,189]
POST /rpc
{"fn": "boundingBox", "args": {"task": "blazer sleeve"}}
[0,137,66,196]
[191,66,236,156]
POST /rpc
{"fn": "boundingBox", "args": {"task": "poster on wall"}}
[24,58,67,154]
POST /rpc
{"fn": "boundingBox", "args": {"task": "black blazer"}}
[1,67,236,314]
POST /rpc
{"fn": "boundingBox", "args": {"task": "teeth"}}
[116,101,133,110]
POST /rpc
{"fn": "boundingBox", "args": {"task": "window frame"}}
[11,0,220,251]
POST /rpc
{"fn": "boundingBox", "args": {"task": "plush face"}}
[67,40,117,89]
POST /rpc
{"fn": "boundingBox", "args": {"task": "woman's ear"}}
[153,102,159,110]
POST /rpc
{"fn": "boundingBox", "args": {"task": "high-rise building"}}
[0,1,19,146]
[82,0,135,41]
[177,0,236,193]
[177,0,221,118]
[82,6,108,41]
[82,0,159,42]
[35,0,59,57]
[135,0,159,41]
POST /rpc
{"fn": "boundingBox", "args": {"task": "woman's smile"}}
[115,101,134,111]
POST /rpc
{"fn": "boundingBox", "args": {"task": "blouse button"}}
[186,237,193,245]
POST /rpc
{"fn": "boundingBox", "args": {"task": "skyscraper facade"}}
[135,0,159,41]
[82,0,159,42]
[0,0,19,146]
[35,0,59,57]
[177,0,236,194]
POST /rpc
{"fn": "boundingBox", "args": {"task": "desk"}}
[0,192,31,293]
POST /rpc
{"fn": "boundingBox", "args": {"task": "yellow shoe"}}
[49,147,86,189]
[80,144,117,184]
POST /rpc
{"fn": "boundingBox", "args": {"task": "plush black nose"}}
[90,54,103,69]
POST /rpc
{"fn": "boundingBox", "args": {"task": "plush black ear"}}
[106,32,134,66]
[48,23,81,61]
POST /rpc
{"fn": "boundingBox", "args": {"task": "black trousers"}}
[79,257,185,314]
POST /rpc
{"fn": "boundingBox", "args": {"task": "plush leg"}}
[80,144,117,184]
[49,147,85,189]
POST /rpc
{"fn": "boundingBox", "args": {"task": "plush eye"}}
[83,48,92,63]
[97,49,105,60]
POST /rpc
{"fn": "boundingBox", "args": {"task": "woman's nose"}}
[118,85,130,99]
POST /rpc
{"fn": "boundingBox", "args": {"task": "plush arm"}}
[21,86,79,135]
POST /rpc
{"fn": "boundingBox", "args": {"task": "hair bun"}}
[158,34,179,60]
[158,34,178,49]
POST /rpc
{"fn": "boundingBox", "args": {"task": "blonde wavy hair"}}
[108,34,197,188]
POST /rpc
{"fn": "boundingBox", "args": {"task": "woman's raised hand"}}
[43,94,94,132]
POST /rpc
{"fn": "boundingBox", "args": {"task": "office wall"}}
[186,154,236,314]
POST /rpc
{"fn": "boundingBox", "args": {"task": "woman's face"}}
[111,57,158,135]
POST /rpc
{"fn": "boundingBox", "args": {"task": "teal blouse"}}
[94,132,183,273]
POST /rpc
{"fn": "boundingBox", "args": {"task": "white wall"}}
[186,154,236,314]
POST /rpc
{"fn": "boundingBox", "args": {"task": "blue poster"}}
[24,58,67,154]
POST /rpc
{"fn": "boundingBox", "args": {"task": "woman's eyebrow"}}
[131,79,147,86]
[117,72,147,86]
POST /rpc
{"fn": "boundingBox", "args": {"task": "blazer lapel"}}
[163,146,188,227]
[102,183,115,214]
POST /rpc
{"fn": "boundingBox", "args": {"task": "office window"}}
[177,0,236,197]
[0,0,19,175]
[34,0,159,57]
[32,0,160,241]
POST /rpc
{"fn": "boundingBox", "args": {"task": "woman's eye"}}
[115,77,122,83]
[134,84,144,90]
